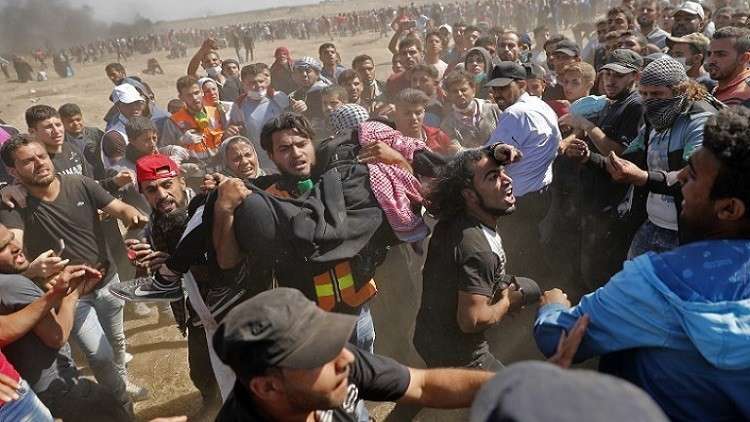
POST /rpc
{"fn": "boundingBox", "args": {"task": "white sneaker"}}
[126,380,150,402]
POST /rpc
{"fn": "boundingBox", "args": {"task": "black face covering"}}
[644,96,685,131]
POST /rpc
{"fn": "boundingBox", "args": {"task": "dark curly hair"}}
[425,148,491,220]
[702,106,750,219]
[260,112,316,152]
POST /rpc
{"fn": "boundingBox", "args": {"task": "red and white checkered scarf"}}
[358,121,429,241]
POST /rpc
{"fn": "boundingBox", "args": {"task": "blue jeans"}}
[71,275,128,403]
[348,305,375,353]
[627,221,679,260]
[348,306,375,422]
[0,379,53,422]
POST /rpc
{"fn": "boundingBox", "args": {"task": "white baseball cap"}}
[673,2,705,20]
[111,83,144,104]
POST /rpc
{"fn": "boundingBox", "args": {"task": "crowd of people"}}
[1,0,609,83]
[0,0,749,420]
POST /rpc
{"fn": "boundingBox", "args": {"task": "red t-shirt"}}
[0,349,20,406]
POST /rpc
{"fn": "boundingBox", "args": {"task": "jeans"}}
[71,274,128,404]
[348,305,375,353]
[37,377,132,422]
[0,379,53,422]
[627,221,679,260]
[348,306,375,422]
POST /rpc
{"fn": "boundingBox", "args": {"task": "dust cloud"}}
[0,0,152,53]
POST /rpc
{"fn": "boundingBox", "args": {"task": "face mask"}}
[644,96,684,131]
[247,88,267,100]
[206,65,222,78]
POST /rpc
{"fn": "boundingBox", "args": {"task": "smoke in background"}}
[0,0,152,54]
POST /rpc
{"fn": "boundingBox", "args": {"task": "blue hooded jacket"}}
[535,239,750,421]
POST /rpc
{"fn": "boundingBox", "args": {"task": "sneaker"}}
[126,380,150,402]
[109,275,182,302]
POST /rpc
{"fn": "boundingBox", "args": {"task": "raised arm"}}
[187,38,216,77]
[213,176,251,270]
[103,199,148,230]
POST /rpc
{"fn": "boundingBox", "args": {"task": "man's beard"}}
[671,24,692,37]
[678,212,710,245]
[22,173,54,187]
[151,204,190,254]
[477,192,515,218]
[0,257,28,275]
[637,16,653,27]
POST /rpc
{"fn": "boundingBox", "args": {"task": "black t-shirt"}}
[582,89,643,212]
[215,345,411,422]
[596,89,643,149]
[0,175,116,283]
[49,142,92,178]
[414,214,505,367]
[0,274,78,393]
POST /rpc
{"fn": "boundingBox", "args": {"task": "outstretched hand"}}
[45,265,103,297]
[606,151,648,186]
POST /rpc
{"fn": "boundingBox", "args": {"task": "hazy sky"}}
[65,0,317,22]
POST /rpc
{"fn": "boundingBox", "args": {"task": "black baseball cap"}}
[524,63,546,80]
[601,49,644,74]
[553,39,581,57]
[486,62,527,87]
[213,288,357,378]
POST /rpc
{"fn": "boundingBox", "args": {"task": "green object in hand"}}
[194,110,209,129]
[297,179,313,194]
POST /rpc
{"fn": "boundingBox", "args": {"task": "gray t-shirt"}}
[0,175,117,284]
[0,274,77,393]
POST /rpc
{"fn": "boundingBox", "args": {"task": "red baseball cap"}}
[136,154,180,191]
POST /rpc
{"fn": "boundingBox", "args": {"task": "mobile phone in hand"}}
[55,239,65,257]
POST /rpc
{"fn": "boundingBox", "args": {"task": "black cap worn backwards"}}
[486,61,528,87]
[601,49,644,74]
[213,287,357,379]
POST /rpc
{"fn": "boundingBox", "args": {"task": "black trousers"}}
[187,324,221,405]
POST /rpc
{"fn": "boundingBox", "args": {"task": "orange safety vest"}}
[313,261,378,311]
[170,106,224,159]
[266,182,377,310]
